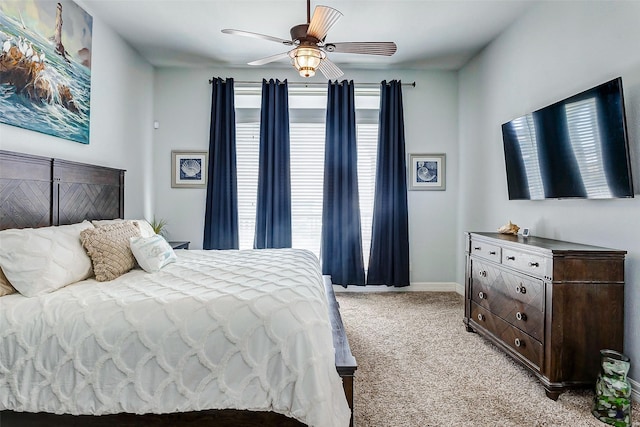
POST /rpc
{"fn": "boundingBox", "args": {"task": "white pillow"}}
[0,221,94,297]
[129,235,177,273]
[134,220,156,238]
[92,218,156,238]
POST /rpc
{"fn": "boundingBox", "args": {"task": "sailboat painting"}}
[0,1,93,144]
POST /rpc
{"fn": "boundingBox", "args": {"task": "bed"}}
[0,150,356,427]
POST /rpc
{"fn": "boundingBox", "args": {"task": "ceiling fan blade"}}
[318,58,344,80]
[221,29,294,45]
[324,42,397,56]
[307,6,342,41]
[247,51,291,66]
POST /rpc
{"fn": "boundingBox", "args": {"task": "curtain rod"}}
[208,79,416,88]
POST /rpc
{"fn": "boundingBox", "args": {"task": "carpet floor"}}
[335,291,639,427]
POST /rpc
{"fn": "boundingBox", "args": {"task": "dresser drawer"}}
[499,269,544,311]
[502,248,548,279]
[471,303,543,370]
[471,281,543,341]
[470,240,501,263]
[471,259,543,311]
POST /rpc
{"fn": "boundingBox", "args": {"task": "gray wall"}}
[152,67,460,285]
[458,1,640,383]
[0,4,155,221]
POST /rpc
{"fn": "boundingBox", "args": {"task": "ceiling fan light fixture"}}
[289,46,325,78]
[222,2,395,80]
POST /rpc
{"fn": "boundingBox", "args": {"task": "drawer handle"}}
[515,312,527,321]
[479,270,488,277]
[528,262,539,267]
[516,284,527,294]
[478,291,486,300]
[489,251,496,255]
[477,313,485,322]
[506,256,515,260]
[474,246,481,251]
[514,338,523,347]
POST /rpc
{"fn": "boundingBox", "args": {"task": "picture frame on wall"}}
[408,153,446,191]
[0,1,93,144]
[171,151,208,188]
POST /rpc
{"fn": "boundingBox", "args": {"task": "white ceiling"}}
[81,0,535,70]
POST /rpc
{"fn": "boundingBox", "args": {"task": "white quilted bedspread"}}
[0,249,350,427]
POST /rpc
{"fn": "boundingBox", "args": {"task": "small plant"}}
[150,217,168,237]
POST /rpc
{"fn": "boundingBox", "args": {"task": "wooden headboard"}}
[0,150,125,231]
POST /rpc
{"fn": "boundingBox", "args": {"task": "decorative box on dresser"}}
[463,232,626,400]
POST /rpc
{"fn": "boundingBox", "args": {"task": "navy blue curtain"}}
[254,79,292,249]
[203,78,239,250]
[367,80,410,286]
[322,80,365,286]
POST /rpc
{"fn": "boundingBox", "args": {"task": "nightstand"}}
[168,241,190,250]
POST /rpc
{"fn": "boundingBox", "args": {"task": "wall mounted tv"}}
[502,77,634,200]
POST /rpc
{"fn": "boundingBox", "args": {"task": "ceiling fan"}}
[221,0,397,80]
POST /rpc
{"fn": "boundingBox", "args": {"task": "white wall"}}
[0,8,155,220]
[152,67,459,284]
[458,1,640,381]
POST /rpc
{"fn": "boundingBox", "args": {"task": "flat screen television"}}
[502,77,634,200]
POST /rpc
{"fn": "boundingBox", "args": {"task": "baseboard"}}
[334,282,462,293]
[630,377,640,403]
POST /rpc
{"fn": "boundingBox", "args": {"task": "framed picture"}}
[408,153,446,190]
[171,151,208,188]
[0,1,93,144]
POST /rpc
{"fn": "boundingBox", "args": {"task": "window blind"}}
[235,88,379,267]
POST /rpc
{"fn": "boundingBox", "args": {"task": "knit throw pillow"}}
[81,222,141,282]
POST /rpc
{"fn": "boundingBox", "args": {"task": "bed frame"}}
[0,150,356,427]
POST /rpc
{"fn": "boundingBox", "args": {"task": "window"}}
[235,121,260,250]
[235,86,379,267]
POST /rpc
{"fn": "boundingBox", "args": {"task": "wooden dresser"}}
[463,232,625,399]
